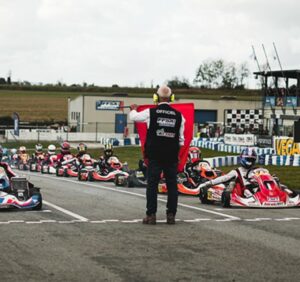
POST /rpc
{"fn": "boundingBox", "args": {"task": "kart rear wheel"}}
[222,191,231,208]
[56,167,61,177]
[127,175,135,188]
[63,168,68,177]
[78,171,82,181]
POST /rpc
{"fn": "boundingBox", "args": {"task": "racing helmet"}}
[104,144,113,158]
[19,146,27,154]
[10,148,17,155]
[35,143,43,153]
[61,141,71,154]
[240,148,257,169]
[188,147,201,163]
[48,144,56,155]
[77,142,87,154]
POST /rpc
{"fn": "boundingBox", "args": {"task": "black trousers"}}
[146,159,178,216]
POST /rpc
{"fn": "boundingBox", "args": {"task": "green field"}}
[3,143,299,189]
[0,88,261,122]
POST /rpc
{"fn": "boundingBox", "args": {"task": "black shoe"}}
[142,214,156,225]
[166,213,175,224]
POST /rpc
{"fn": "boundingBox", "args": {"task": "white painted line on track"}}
[43,200,89,222]
[29,172,240,220]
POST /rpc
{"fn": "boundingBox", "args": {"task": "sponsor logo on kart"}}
[157,118,176,128]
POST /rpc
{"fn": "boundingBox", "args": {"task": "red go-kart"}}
[200,168,300,208]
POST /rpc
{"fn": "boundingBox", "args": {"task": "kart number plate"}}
[267,197,279,202]
[207,191,213,200]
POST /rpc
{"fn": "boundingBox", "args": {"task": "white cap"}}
[157,85,172,98]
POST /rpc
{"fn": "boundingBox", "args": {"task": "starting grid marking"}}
[1,217,300,225]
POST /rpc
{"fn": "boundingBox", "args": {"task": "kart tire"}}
[199,187,210,204]
[29,163,34,172]
[222,191,231,208]
[56,167,61,177]
[63,168,68,177]
[41,167,45,174]
[78,171,83,181]
[114,174,125,186]
[88,171,94,182]
[127,175,135,188]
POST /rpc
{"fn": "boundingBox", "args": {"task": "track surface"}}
[1,171,300,282]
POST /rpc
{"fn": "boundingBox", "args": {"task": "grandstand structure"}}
[253,69,300,136]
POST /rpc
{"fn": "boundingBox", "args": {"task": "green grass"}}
[0,88,262,122]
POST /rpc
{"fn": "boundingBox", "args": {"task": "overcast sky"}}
[1,0,300,88]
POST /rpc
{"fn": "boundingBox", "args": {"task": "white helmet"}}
[19,146,26,153]
[10,148,17,155]
[48,144,56,155]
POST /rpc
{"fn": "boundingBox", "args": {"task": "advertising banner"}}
[224,134,255,146]
[285,96,297,107]
[274,136,300,156]
[12,112,20,136]
[96,100,124,110]
[256,135,272,148]
[264,96,275,107]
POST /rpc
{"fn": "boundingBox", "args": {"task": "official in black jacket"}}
[129,85,185,224]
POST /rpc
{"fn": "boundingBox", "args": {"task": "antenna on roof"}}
[262,44,279,92]
[251,45,264,87]
[273,42,290,96]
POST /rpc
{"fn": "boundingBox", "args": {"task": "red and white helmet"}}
[61,141,71,154]
[188,146,201,163]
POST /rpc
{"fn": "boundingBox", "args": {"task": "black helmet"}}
[77,142,87,153]
[104,144,113,158]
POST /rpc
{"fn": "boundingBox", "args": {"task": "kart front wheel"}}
[199,187,210,204]
[222,191,231,208]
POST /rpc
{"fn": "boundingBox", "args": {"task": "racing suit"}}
[202,167,256,197]
[0,162,17,179]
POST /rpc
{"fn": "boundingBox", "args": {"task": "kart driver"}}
[76,143,93,167]
[198,147,258,198]
[56,141,74,165]
[18,146,29,163]
[32,143,45,161]
[0,148,17,179]
[97,144,118,171]
[43,144,57,164]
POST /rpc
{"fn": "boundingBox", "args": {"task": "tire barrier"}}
[191,138,274,155]
[204,154,300,168]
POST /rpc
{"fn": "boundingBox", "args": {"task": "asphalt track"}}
[1,171,300,282]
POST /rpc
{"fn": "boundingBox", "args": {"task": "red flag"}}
[135,103,194,172]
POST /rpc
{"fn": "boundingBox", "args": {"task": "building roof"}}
[253,69,300,79]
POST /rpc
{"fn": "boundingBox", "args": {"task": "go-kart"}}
[0,167,42,210]
[17,154,30,171]
[41,155,59,174]
[77,155,96,181]
[89,156,129,186]
[56,155,79,177]
[200,167,300,208]
[158,161,224,196]
[29,156,45,172]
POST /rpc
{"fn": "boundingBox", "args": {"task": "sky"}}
[1,0,300,89]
